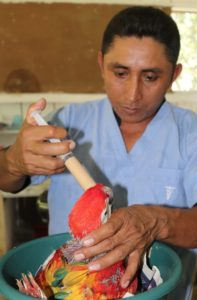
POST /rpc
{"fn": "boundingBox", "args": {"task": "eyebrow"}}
[142,68,163,73]
[108,63,163,73]
[109,62,128,69]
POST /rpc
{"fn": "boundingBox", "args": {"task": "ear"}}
[97,51,104,75]
[172,63,182,82]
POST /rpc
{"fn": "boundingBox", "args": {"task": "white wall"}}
[0,0,196,147]
[0,91,197,148]
[0,0,196,10]
[0,91,197,121]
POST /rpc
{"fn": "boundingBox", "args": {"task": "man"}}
[0,6,196,299]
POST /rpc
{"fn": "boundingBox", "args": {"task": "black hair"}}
[101,6,180,66]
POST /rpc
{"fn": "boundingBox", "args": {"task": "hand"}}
[74,205,168,288]
[6,98,75,176]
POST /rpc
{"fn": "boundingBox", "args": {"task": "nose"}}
[125,76,142,104]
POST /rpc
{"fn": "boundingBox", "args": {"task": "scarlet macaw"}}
[17,184,138,299]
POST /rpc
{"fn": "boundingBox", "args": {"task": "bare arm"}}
[0,98,74,193]
[0,146,29,192]
[74,204,197,288]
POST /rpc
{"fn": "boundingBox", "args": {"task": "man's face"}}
[98,36,181,124]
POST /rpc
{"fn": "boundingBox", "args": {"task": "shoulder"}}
[66,97,108,114]
[50,97,108,127]
[167,101,197,130]
[167,102,197,154]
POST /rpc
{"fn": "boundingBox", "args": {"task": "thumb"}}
[26,98,47,125]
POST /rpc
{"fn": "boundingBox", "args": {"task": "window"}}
[171,11,197,91]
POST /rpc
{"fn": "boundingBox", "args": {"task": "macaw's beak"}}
[101,186,113,224]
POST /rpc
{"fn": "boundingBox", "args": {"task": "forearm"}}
[154,205,197,249]
[0,146,29,192]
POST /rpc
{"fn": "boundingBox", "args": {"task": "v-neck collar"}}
[104,99,172,163]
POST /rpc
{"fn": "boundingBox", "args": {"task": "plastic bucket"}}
[0,233,182,300]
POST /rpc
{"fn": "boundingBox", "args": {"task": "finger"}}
[75,234,132,267]
[75,237,115,261]
[87,243,132,272]
[26,98,47,124]
[27,138,74,157]
[26,124,68,142]
[27,166,66,176]
[23,159,65,175]
[22,126,74,156]
[77,226,131,261]
[81,214,122,247]
[23,153,66,170]
[120,250,142,289]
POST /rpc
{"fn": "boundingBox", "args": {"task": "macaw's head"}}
[68,184,113,239]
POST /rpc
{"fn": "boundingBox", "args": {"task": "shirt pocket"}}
[147,168,184,206]
[131,168,185,206]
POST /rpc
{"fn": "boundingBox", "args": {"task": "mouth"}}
[122,106,139,114]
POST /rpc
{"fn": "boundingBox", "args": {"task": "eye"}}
[109,197,113,205]
[114,69,128,78]
[144,72,158,82]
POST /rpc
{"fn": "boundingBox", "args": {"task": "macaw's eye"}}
[109,197,113,205]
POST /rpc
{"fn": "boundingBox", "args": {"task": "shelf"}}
[0,93,104,104]
[1,180,50,199]
[0,129,19,134]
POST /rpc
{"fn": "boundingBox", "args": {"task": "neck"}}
[120,119,151,152]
